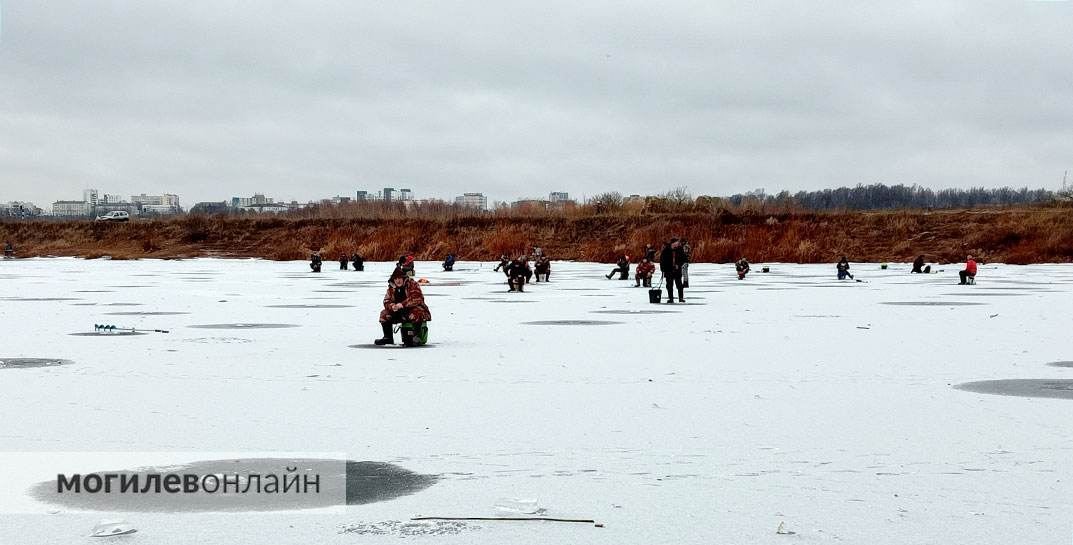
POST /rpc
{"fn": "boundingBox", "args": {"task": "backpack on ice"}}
[400,322,429,346]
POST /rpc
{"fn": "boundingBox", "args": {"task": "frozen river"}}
[1,258,1071,544]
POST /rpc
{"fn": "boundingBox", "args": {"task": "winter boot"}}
[374,322,394,345]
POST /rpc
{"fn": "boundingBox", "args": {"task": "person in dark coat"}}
[310,252,322,273]
[339,253,349,270]
[643,244,657,262]
[659,239,686,303]
[442,254,456,272]
[606,255,630,280]
[375,268,432,345]
[911,255,931,274]
[836,256,854,280]
[680,239,692,287]
[494,254,510,274]
[534,255,551,282]
[3,242,13,257]
[351,253,365,271]
[735,257,750,280]
[506,256,531,292]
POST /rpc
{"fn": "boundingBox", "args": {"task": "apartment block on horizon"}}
[454,192,488,210]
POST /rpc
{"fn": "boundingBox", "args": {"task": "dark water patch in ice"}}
[591,310,680,315]
[349,343,438,349]
[266,304,354,309]
[69,331,147,336]
[29,459,436,512]
[2,297,82,302]
[880,301,986,306]
[955,379,1073,400]
[1047,361,1073,368]
[0,358,73,369]
[523,320,624,326]
[188,323,301,329]
[105,311,191,316]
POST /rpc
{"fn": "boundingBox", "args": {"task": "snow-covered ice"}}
[1,258,1072,544]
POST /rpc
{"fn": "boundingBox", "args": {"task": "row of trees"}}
[725,184,1056,211]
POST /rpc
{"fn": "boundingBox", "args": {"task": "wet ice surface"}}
[0,258,1072,544]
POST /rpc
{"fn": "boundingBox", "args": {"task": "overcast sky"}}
[1,1,1071,206]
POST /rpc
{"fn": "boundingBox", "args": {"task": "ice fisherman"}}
[506,255,531,292]
[310,252,322,272]
[660,239,687,303]
[375,268,432,345]
[3,242,13,257]
[606,255,630,280]
[351,253,365,271]
[959,255,977,285]
[837,256,854,280]
[534,255,551,282]
[442,254,456,272]
[339,253,349,270]
[493,254,510,274]
[680,239,692,287]
[735,257,750,280]
[397,254,416,278]
[635,257,655,287]
[911,255,931,274]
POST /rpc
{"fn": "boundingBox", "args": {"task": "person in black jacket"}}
[911,255,931,274]
[836,256,853,280]
[493,254,510,274]
[310,252,322,273]
[659,239,686,303]
[506,255,531,292]
[643,244,657,262]
[442,254,456,272]
[605,255,630,280]
[339,253,349,270]
[534,255,551,282]
[351,253,365,271]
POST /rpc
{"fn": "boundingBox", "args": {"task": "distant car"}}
[95,211,130,222]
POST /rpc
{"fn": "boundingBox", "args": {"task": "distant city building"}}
[382,187,396,202]
[330,196,352,204]
[549,192,569,202]
[0,201,42,217]
[82,189,99,209]
[190,201,230,214]
[511,198,549,210]
[624,194,645,203]
[399,188,413,201]
[356,190,370,201]
[231,194,274,208]
[52,200,89,217]
[131,193,181,215]
[101,194,125,205]
[454,192,488,210]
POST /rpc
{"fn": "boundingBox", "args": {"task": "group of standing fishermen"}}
[605,239,692,303]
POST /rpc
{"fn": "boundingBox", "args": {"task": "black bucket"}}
[648,288,662,304]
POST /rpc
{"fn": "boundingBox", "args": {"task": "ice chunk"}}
[494,497,541,515]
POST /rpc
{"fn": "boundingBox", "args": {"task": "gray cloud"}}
[1,1,1071,206]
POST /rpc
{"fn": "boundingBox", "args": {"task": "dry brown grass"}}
[2,204,1072,263]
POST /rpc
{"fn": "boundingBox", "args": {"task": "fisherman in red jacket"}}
[375,268,432,345]
[959,255,977,285]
